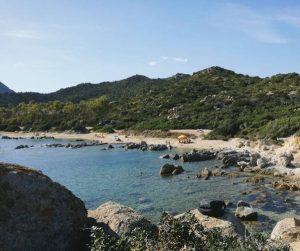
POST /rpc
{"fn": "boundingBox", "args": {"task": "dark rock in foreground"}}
[0,163,87,251]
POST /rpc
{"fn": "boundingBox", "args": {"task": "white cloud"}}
[148,61,158,66]
[4,30,46,40]
[172,57,188,63]
[161,56,168,60]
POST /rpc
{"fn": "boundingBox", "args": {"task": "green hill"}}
[1,66,300,139]
[0,82,14,94]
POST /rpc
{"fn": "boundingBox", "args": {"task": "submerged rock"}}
[88,201,158,236]
[0,163,87,251]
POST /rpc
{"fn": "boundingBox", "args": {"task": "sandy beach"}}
[0,129,242,151]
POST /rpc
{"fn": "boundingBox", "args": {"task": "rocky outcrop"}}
[148,144,168,151]
[175,209,239,236]
[271,217,300,242]
[0,163,87,251]
[275,153,294,167]
[218,151,250,167]
[273,178,300,191]
[235,201,257,221]
[88,201,158,236]
[159,164,184,176]
[181,150,216,162]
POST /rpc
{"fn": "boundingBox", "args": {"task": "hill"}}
[1,66,300,139]
[0,82,14,94]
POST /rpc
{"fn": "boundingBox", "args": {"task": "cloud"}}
[213,3,288,44]
[161,56,168,60]
[172,57,188,63]
[148,61,158,66]
[277,15,300,28]
[0,19,47,40]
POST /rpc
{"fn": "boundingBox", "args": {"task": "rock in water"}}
[0,163,87,251]
[197,168,211,180]
[271,217,300,242]
[159,163,184,176]
[198,199,226,217]
[88,201,158,236]
[235,201,257,221]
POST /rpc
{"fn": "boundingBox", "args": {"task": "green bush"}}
[89,213,290,251]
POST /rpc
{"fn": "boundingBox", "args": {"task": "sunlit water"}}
[1,138,300,233]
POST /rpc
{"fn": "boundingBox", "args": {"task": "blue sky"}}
[1,0,300,92]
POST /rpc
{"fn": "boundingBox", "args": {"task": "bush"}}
[89,213,290,251]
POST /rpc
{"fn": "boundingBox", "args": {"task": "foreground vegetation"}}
[90,213,290,251]
[1,66,300,139]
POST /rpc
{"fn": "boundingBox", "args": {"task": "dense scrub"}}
[1,66,300,139]
[89,213,290,251]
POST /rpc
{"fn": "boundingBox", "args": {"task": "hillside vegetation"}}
[1,66,300,139]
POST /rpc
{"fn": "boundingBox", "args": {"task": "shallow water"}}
[1,138,300,233]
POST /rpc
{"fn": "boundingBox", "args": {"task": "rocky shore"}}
[0,163,299,250]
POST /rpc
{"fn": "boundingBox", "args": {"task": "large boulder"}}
[175,209,239,236]
[271,217,300,242]
[88,201,158,236]
[0,163,87,251]
[159,164,184,176]
[148,144,168,151]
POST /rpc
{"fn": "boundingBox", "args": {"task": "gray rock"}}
[235,204,257,221]
[198,199,226,217]
[88,201,158,236]
[257,157,268,168]
[197,168,211,180]
[159,163,184,176]
[277,153,294,167]
[271,217,300,242]
[181,150,216,162]
[0,163,87,251]
[160,154,170,159]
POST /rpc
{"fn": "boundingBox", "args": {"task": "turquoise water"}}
[1,138,300,232]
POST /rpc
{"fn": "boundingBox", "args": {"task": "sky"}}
[1,0,300,93]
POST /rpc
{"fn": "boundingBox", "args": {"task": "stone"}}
[235,204,257,221]
[181,150,216,162]
[160,154,170,159]
[175,209,239,236]
[271,217,300,242]
[250,153,261,167]
[170,154,180,160]
[197,168,211,180]
[88,201,158,236]
[276,153,294,167]
[159,164,184,176]
[257,158,268,169]
[198,199,226,217]
[0,163,87,251]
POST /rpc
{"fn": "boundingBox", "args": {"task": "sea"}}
[1,137,300,233]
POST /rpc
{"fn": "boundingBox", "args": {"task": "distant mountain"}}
[0,82,14,94]
[1,66,300,139]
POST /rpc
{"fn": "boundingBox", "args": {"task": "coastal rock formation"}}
[159,163,184,175]
[181,150,216,162]
[0,163,87,251]
[276,153,294,167]
[235,201,257,221]
[271,217,300,242]
[88,201,158,236]
[175,209,238,236]
[148,144,168,151]
[218,151,250,167]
